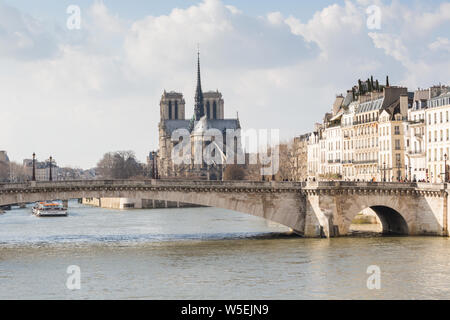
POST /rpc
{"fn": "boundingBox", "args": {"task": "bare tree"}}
[9,162,29,182]
[96,151,144,179]
[223,164,246,181]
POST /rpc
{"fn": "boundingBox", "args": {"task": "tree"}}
[276,141,296,181]
[223,164,245,180]
[9,162,29,182]
[376,79,380,92]
[96,151,144,179]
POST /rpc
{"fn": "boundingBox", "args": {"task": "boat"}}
[32,202,68,217]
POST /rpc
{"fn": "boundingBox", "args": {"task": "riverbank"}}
[82,197,205,210]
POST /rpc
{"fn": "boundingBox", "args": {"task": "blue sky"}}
[4,0,347,21]
[0,0,449,168]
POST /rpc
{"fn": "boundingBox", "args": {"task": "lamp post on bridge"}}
[32,153,36,182]
[150,151,156,179]
[150,151,159,180]
[381,161,387,182]
[49,156,53,182]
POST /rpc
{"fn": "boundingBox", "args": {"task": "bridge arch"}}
[349,206,409,235]
[0,180,307,235]
[338,193,420,236]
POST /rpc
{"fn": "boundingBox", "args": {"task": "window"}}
[213,101,217,119]
[394,126,400,135]
[174,101,178,120]
[395,139,400,150]
[206,101,211,119]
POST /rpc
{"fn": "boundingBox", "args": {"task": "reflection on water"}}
[1,201,450,299]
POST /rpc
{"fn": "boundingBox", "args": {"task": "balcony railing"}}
[353,119,378,126]
[353,160,378,164]
[408,119,424,125]
[327,159,341,164]
[408,150,425,156]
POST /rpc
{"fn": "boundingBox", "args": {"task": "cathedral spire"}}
[194,48,204,120]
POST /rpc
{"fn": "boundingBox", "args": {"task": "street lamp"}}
[49,156,53,181]
[150,151,156,179]
[32,153,36,182]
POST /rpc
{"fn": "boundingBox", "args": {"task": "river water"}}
[1,201,450,300]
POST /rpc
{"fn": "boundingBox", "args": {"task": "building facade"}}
[0,151,10,182]
[425,90,450,182]
[305,78,413,182]
[23,158,59,181]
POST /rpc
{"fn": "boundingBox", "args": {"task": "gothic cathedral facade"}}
[157,53,241,180]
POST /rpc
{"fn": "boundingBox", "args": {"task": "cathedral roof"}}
[162,118,240,135]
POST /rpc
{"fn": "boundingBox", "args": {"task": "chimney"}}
[400,94,408,118]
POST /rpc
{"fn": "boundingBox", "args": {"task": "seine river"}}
[1,201,450,300]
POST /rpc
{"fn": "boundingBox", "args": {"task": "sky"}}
[0,0,449,168]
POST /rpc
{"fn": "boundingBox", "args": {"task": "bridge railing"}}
[0,179,447,192]
[305,180,449,190]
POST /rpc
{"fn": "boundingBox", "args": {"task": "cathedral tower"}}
[160,91,185,120]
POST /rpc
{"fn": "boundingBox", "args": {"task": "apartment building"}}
[307,124,322,180]
[425,91,450,182]
[306,78,409,182]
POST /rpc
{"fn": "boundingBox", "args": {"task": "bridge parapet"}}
[0,179,306,195]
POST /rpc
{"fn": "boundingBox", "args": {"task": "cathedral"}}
[157,52,241,180]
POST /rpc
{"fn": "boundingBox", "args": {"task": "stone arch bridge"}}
[0,180,448,238]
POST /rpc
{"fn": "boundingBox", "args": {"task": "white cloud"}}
[429,37,450,53]
[0,3,58,60]
[285,1,364,59]
[266,12,284,25]
[368,32,411,65]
